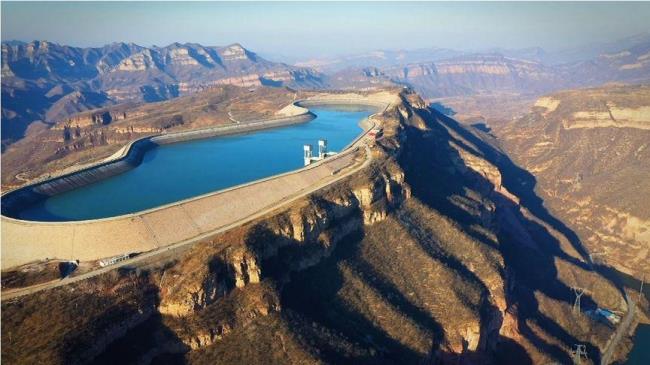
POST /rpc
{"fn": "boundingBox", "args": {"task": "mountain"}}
[330,42,650,100]
[329,54,567,99]
[496,84,650,279]
[542,32,650,65]
[1,85,298,189]
[295,47,466,72]
[2,89,637,364]
[560,38,650,86]
[1,41,325,145]
[312,35,650,101]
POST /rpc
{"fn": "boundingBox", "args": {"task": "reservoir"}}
[627,324,650,365]
[12,105,374,221]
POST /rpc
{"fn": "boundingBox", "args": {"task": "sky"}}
[2,1,650,59]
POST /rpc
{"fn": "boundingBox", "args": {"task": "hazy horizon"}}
[3,1,650,59]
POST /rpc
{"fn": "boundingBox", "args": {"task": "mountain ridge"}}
[1,40,325,145]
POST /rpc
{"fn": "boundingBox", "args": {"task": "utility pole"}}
[573,287,585,315]
[572,344,588,365]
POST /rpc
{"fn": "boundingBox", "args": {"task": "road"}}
[600,293,636,365]
[0,142,374,302]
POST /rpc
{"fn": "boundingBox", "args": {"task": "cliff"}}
[1,88,637,365]
[1,41,325,145]
[497,84,650,279]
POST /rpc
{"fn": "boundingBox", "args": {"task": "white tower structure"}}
[303,144,313,166]
[318,139,327,159]
[573,287,585,314]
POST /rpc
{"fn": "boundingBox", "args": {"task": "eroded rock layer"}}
[1,89,641,365]
[497,84,650,279]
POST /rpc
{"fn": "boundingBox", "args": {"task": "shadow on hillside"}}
[255,221,438,364]
[395,105,605,363]
[87,269,189,365]
[248,186,529,363]
[438,110,592,264]
[429,102,457,117]
[395,206,532,365]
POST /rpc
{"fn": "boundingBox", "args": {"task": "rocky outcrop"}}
[1,40,326,143]
[159,247,261,317]
[159,161,411,320]
[498,84,650,278]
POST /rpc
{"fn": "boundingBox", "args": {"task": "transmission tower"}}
[573,287,585,314]
[572,344,588,365]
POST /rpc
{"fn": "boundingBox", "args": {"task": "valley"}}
[2,4,650,363]
[2,87,648,365]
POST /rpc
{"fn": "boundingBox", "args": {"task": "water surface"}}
[16,105,373,221]
[627,324,650,364]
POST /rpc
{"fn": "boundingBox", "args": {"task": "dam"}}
[6,105,374,221]
[0,91,403,270]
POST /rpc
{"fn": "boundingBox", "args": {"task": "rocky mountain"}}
[560,39,650,87]
[325,37,650,100]
[496,84,650,279]
[329,54,567,98]
[3,89,642,365]
[544,32,650,65]
[292,33,650,72]
[295,47,466,72]
[1,41,325,145]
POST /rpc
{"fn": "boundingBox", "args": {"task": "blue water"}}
[627,324,650,364]
[16,106,374,221]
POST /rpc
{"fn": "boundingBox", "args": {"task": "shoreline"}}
[0,93,396,269]
[1,108,315,216]
[1,99,383,222]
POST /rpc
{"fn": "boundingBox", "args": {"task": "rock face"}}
[159,248,261,317]
[1,89,634,365]
[1,40,325,144]
[497,84,650,278]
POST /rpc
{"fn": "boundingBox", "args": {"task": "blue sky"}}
[2,1,650,58]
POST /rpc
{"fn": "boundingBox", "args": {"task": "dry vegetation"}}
[496,83,650,278]
[1,88,642,365]
[1,270,159,365]
[1,85,297,189]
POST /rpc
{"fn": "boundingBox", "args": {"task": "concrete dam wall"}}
[1,112,315,218]
[1,92,398,269]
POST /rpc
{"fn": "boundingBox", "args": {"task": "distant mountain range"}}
[1,41,325,144]
[294,47,467,72]
[3,35,650,146]
[294,33,650,70]
[328,39,650,99]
